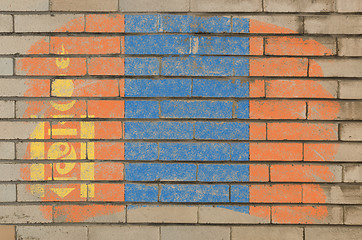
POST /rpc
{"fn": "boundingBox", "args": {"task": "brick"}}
[89,183,124,202]
[15,15,84,32]
[339,38,362,56]
[0,184,16,202]
[250,100,306,119]
[125,184,158,202]
[340,81,362,99]
[265,37,336,56]
[0,36,49,54]
[0,225,15,240]
[0,79,50,97]
[0,101,14,118]
[310,59,362,77]
[266,80,337,98]
[345,206,362,225]
[86,14,125,32]
[88,57,124,75]
[344,165,362,182]
[250,57,308,77]
[54,205,125,223]
[273,206,343,224]
[305,227,362,240]
[125,142,157,160]
[264,0,334,12]
[0,58,13,75]
[237,16,302,34]
[0,122,49,139]
[268,123,338,140]
[304,143,362,162]
[0,15,13,32]
[92,142,125,160]
[51,0,118,11]
[125,57,159,75]
[51,37,121,54]
[337,0,362,12]
[88,100,124,118]
[308,101,362,120]
[89,226,159,240]
[0,142,15,160]
[125,79,191,97]
[305,16,362,34]
[341,123,362,141]
[125,122,193,140]
[304,185,362,204]
[161,226,230,240]
[127,205,197,223]
[192,36,253,55]
[0,205,51,223]
[125,101,159,119]
[190,0,262,12]
[198,164,249,182]
[195,122,248,140]
[250,184,302,203]
[120,0,189,12]
[271,164,342,182]
[52,79,119,97]
[199,206,270,224]
[0,164,25,181]
[232,226,303,240]
[0,0,48,11]
[17,226,87,240]
[250,143,303,161]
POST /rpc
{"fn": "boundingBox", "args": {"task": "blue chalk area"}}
[232,17,250,33]
[125,101,159,119]
[195,122,249,140]
[192,16,231,33]
[234,58,250,76]
[231,185,250,203]
[236,100,250,119]
[159,15,193,33]
[159,143,230,161]
[125,184,158,202]
[124,122,193,139]
[125,79,191,97]
[125,163,196,181]
[192,36,249,55]
[162,56,234,76]
[125,15,159,33]
[125,35,190,55]
[198,164,249,182]
[160,100,233,119]
[160,184,229,202]
[125,58,159,76]
[192,79,249,98]
[220,205,249,214]
[231,143,250,161]
[125,142,158,160]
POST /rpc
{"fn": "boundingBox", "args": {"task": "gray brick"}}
[305,227,362,240]
[161,226,230,240]
[340,81,362,99]
[0,15,13,32]
[339,38,362,56]
[345,206,362,225]
[0,164,22,181]
[0,122,43,139]
[0,101,15,118]
[190,0,262,12]
[0,36,49,54]
[264,0,335,12]
[15,14,84,32]
[50,0,118,11]
[309,59,362,77]
[119,0,189,12]
[305,16,362,34]
[304,185,362,204]
[0,0,49,11]
[344,165,362,183]
[341,123,362,141]
[199,206,269,224]
[0,58,13,76]
[308,101,362,120]
[17,226,87,240]
[0,184,16,202]
[244,15,303,33]
[89,226,159,240]
[337,0,362,12]
[127,205,197,223]
[0,205,51,223]
[0,225,15,240]
[0,142,15,160]
[0,79,49,97]
[232,226,303,240]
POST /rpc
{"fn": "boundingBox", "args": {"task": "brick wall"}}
[0,0,361,239]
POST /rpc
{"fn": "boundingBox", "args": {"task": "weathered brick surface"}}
[339,38,362,56]
[304,16,362,34]
[0,142,15,159]
[304,143,362,162]
[14,15,84,32]
[345,206,362,225]
[0,101,15,118]
[0,15,13,32]
[336,0,362,12]
[127,206,197,223]
[190,0,262,12]
[89,226,159,240]
[340,123,362,141]
[310,59,362,77]
[0,205,51,223]
[0,36,49,54]
[305,227,362,240]
[0,58,13,75]
[0,184,16,202]
[17,226,87,240]
[232,226,303,240]
[161,226,230,240]
[308,101,362,120]
[264,0,335,12]
[0,225,15,240]
[0,0,49,11]
[119,0,189,12]
[50,0,118,11]
[344,165,362,182]
[340,81,362,99]
[303,185,362,204]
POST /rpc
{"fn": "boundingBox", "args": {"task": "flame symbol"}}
[56,45,70,69]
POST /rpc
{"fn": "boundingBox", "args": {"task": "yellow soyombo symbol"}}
[56,45,70,69]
